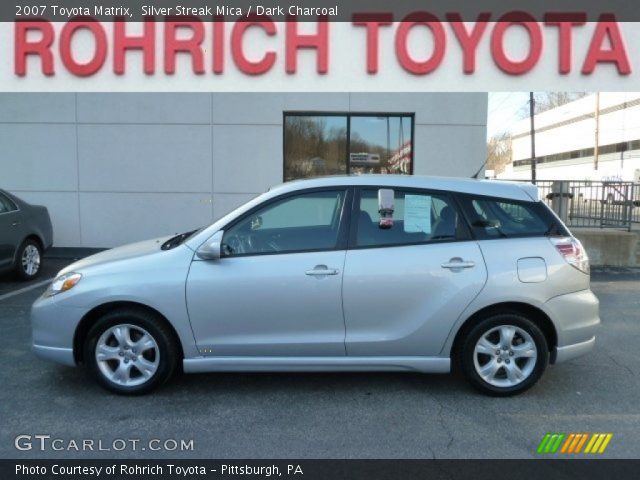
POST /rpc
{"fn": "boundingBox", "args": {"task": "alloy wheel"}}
[21,244,40,276]
[95,324,160,387]
[472,325,538,388]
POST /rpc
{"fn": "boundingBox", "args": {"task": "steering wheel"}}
[247,234,281,253]
[224,232,281,255]
[224,234,245,255]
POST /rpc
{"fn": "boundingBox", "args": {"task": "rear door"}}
[342,187,487,357]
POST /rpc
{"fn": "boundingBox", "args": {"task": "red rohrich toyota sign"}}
[13,15,632,77]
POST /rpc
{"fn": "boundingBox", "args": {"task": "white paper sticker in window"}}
[404,195,432,233]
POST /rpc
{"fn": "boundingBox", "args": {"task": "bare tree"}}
[486,132,512,175]
[519,92,589,118]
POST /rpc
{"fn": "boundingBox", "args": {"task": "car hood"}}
[58,236,176,276]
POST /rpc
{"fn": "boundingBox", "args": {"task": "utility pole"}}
[529,92,537,183]
[594,92,600,170]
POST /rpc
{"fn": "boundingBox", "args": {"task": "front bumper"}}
[544,289,600,364]
[32,344,75,366]
[31,294,85,367]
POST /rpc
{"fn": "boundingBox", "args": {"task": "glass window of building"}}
[284,114,413,181]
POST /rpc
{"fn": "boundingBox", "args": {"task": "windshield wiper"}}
[161,229,198,250]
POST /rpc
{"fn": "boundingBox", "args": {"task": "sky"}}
[486,92,531,140]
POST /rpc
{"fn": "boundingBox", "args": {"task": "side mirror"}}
[196,231,224,260]
[378,188,395,229]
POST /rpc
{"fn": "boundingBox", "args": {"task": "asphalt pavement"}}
[0,263,639,459]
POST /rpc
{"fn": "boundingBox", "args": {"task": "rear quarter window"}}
[0,192,18,214]
[459,194,564,239]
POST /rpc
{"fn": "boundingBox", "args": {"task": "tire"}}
[14,238,42,281]
[459,313,549,396]
[84,308,180,395]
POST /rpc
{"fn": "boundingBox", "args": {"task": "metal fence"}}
[504,180,640,231]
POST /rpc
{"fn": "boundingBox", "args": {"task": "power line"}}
[487,92,520,115]
[488,100,531,138]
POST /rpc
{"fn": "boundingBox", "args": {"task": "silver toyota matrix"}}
[31,176,600,396]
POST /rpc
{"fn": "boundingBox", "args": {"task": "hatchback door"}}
[186,188,351,356]
[342,187,487,357]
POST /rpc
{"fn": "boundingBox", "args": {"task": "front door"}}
[186,188,351,356]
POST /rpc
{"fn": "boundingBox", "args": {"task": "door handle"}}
[12,222,19,227]
[441,257,475,270]
[305,265,339,276]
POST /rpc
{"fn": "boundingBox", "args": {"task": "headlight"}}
[45,272,82,297]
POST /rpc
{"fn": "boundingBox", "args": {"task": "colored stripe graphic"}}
[538,433,613,454]
[560,433,575,453]
[598,434,613,453]
[550,434,565,453]
[585,433,613,454]
[584,434,598,453]
[568,434,581,453]
[537,433,551,453]
[544,434,558,453]
[570,433,587,453]
[574,433,589,453]
[537,433,565,453]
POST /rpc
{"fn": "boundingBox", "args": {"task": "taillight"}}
[550,236,590,274]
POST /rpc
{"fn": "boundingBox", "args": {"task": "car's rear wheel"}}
[14,239,42,280]
[460,313,549,396]
[84,309,179,395]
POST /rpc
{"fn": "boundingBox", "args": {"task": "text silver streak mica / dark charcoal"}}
[0,189,52,280]
[31,176,599,396]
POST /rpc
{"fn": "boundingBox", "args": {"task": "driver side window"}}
[222,190,346,257]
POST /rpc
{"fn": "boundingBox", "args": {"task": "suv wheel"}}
[85,309,179,395]
[15,239,42,280]
[460,313,549,396]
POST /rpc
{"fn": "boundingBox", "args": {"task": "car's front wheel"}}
[84,309,179,395]
[460,313,549,396]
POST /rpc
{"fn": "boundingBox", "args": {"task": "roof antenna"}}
[471,159,488,179]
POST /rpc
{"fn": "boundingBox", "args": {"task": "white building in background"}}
[1,92,487,248]
[500,93,640,182]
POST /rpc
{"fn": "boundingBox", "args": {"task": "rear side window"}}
[0,193,18,214]
[458,195,562,239]
[355,189,466,248]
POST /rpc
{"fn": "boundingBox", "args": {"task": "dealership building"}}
[1,93,487,248]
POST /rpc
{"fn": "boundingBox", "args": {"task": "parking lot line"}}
[0,278,52,302]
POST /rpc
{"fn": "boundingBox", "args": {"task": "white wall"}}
[0,92,487,248]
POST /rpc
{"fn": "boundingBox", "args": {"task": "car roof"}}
[269,175,539,202]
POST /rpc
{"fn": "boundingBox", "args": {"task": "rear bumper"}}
[552,336,595,364]
[544,289,600,364]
